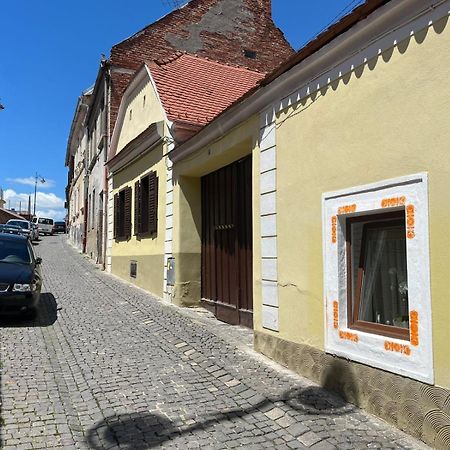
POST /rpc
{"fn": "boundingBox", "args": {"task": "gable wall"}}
[108,0,293,133]
[116,77,166,154]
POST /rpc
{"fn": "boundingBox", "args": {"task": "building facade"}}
[106,54,264,308]
[65,90,92,251]
[65,0,293,265]
[163,0,450,447]
[68,0,450,445]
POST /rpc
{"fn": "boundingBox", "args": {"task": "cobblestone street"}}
[0,236,429,449]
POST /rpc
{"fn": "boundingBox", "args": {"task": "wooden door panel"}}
[201,155,253,328]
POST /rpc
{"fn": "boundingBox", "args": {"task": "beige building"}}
[65,89,92,251]
[107,54,263,308]
[164,0,450,447]
[104,0,450,446]
[65,0,293,266]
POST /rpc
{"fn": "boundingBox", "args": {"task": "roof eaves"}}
[65,91,92,166]
[262,0,392,86]
[85,60,110,125]
[170,0,394,161]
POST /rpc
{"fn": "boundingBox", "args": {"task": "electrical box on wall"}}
[130,261,137,278]
[167,258,175,286]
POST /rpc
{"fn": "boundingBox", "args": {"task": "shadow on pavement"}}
[0,293,58,328]
[86,384,356,449]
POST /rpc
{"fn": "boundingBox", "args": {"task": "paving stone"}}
[298,431,322,447]
[0,236,430,450]
[265,407,285,421]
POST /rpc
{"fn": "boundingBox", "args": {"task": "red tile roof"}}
[148,53,264,127]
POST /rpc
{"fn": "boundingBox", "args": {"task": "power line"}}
[299,0,366,48]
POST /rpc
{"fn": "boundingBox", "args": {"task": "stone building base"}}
[254,331,450,449]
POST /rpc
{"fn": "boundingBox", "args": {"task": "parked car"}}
[0,233,42,317]
[53,221,66,233]
[32,217,54,236]
[0,224,23,236]
[31,223,39,241]
[6,219,34,240]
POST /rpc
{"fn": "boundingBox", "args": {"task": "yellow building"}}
[166,0,450,447]
[106,54,263,304]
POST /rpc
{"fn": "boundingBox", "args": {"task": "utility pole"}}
[33,173,46,217]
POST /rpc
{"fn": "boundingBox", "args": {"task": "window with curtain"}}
[347,210,409,340]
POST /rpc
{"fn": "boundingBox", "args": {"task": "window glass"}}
[0,239,31,263]
[349,212,409,335]
[8,220,29,229]
[38,218,53,225]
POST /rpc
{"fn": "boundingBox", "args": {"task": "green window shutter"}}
[148,171,158,235]
[113,193,119,239]
[124,187,132,239]
[134,180,141,236]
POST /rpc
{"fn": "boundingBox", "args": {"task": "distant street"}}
[0,236,428,449]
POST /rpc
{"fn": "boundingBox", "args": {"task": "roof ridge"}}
[152,51,186,67]
[150,51,266,74]
[189,53,266,74]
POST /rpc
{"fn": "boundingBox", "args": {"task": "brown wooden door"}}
[201,155,253,328]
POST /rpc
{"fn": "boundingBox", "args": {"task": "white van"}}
[32,217,54,236]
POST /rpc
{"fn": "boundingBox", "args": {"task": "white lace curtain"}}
[359,226,408,328]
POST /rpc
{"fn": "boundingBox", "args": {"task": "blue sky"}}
[0,0,363,220]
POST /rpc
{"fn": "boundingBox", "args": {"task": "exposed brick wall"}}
[107,0,294,132]
[111,0,292,72]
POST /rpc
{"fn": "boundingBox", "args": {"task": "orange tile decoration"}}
[331,216,337,244]
[381,196,406,208]
[406,204,415,239]
[410,310,419,346]
[339,330,359,342]
[338,204,357,215]
[333,301,339,329]
[384,340,411,356]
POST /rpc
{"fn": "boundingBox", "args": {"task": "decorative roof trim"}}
[107,122,164,174]
[171,0,446,162]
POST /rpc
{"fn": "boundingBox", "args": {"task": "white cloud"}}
[3,189,65,220]
[6,177,55,189]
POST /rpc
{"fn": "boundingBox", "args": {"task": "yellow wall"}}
[274,21,450,388]
[116,76,165,154]
[111,143,166,298]
[172,117,260,307]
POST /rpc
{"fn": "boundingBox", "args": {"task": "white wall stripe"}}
[259,110,279,332]
[163,142,175,302]
[262,304,279,331]
[260,169,277,195]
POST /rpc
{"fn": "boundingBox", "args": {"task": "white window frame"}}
[322,173,433,383]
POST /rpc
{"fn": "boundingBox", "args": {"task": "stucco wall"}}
[111,144,166,298]
[116,77,165,155]
[86,148,105,263]
[172,116,260,307]
[273,18,450,389]
[68,171,85,251]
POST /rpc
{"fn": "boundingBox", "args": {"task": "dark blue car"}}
[0,233,42,317]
